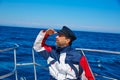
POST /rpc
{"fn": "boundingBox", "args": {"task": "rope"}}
[94,73,118,80]
[0,44,19,53]
[0,68,16,79]
[0,47,15,52]
[35,63,49,71]
[76,48,120,54]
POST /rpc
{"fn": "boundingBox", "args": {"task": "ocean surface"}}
[0,26,120,80]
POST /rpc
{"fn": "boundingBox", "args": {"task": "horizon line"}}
[1,25,120,35]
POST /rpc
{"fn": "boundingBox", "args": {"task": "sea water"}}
[0,26,120,80]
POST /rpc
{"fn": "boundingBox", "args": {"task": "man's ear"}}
[66,38,71,44]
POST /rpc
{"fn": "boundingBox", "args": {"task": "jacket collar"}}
[56,46,71,53]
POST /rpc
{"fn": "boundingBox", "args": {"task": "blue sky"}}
[0,0,120,33]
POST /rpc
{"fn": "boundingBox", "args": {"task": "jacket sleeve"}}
[79,54,95,80]
[33,30,52,55]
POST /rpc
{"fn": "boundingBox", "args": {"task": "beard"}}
[56,40,66,47]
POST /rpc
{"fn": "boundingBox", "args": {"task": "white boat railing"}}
[0,44,119,80]
[0,44,48,80]
[76,48,120,54]
[76,48,119,80]
[0,44,18,79]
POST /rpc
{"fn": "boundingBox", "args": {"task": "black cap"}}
[58,26,76,41]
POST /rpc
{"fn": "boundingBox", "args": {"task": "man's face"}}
[56,33,70,47]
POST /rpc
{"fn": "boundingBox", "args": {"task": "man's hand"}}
[46,29,57,35]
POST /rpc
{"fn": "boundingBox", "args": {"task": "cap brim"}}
[57,30,65,35]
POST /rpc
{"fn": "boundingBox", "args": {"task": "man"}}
[33,26,95,80]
